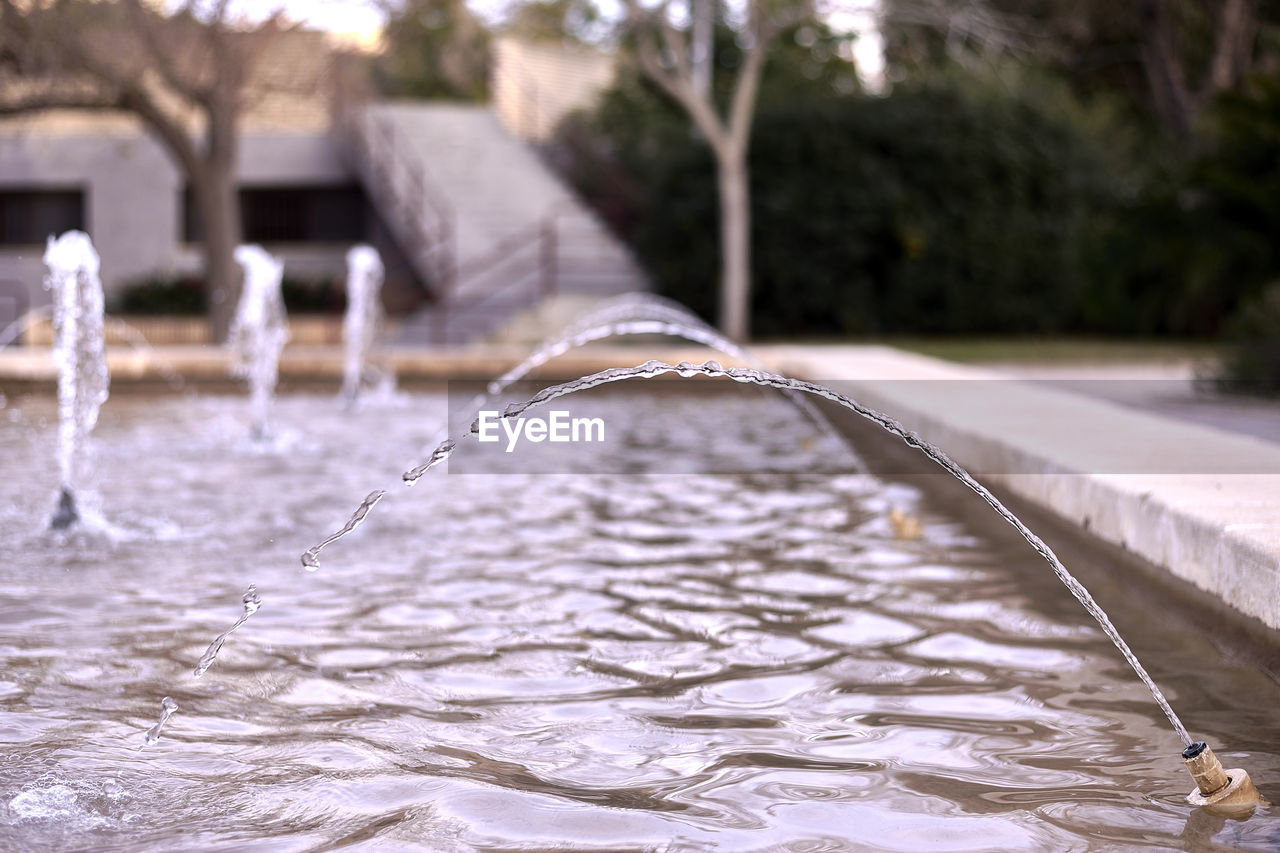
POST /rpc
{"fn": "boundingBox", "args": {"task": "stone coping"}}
[760,345,1280,634]
[0,343,744,384]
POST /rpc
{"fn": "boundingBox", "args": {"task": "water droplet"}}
[298,491,386,569]
[142,696,179,746]
[194,585,264,678]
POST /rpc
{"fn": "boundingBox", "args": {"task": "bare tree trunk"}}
[717,150,750,342]
[195,167,241,341]
[1208,0,1257,94]
[1137,0,1193,136]
[1137,0,1259,137]
[199,100,243,342]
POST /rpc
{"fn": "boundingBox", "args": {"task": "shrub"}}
[1217,284,1280,396]
[110,274,206,315]
[111,273,345,316]
[626,82,1119,336]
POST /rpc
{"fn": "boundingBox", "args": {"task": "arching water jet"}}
[202,337,1261,810]
[395,358,1261,807]
[455,293,849,460]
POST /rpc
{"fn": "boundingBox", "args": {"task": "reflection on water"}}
[0,387,1278,851]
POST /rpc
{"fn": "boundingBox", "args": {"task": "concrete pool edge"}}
[761,344,1280,635]
[0,343,744,385]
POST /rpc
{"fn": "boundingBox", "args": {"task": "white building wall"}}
[0,113,355,314]
[0,116,179,313]
[492,37,616,142]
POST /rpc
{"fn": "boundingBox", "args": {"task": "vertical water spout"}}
[341,245,385,406]
[229,245,289,441]
[42,231,109,531]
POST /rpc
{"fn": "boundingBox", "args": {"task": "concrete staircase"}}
[343,101,646,344]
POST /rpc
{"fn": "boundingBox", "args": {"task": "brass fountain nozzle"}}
[1183,742,1265,814]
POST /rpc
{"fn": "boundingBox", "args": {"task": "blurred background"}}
[1,0,1278,392]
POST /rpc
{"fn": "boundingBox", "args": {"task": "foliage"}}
[879,0,1280,137]
[1218,284,1280,396]
[553,17,858,239]
[372,0,490,100]
[111,274,345,316]
[110,274,207,316]
[564,73,1127,336]
[502,0,607,45]
[1083,71,1280,336]
[280,277,346,315]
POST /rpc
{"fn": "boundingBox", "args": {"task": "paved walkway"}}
[985,361,1280,449]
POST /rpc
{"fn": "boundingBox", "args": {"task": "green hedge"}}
[110,274,346,316]
[109,274,206,315]
[626,84,1123,336]
[1218,285,1280,395]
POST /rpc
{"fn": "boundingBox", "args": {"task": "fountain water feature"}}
[141,697,178,747]
[432,293,850,471]
[289,306,1274,818]
[341,245,386,406]
[228,244,289,440]
[2,385,1277,847]
[2,286,1269,845]
[41,231,109,531]
[283,297,1272,805]
[193,584,263,677]
[303,293,854,568]
[380,360,1194,746]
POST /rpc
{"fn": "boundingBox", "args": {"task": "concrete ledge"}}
[760,345,1280,633]
[0,343,746,385]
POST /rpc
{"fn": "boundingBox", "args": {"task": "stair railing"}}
[335,102,457,302]
[432,202,575,345]
[335,99,636,344]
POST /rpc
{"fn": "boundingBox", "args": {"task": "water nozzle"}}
[1182,741,1265,814]
[49,486,78,531]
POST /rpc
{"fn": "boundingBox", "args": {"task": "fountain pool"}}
[1,384,1278,851]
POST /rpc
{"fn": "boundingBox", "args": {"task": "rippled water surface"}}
[1,386,1278,851]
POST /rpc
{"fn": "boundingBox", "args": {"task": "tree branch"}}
[1207,0,1257,95]
[118,0,212,103]
[1137,0,1192,134]
[622,0,727,148]
[0,86,123,116]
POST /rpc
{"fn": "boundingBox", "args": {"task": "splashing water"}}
[142,697,178,746]
[301,489,386,570]
[341,245,386,406]
[42,231,110,530]
[279,298,1192,753]
[229,246,289,440]
[311,294,852,568]
[401,439,457,485]
[446,293,849,460]
[193,585,263,678]
[386,359,1194,747]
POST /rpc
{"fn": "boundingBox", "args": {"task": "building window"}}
[0,189,86,245]
[183,185,369,244]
